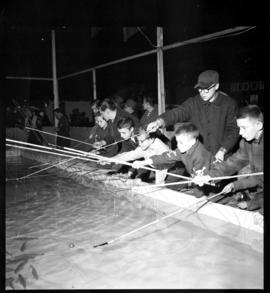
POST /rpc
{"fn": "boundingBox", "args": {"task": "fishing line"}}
[93,191,224,248]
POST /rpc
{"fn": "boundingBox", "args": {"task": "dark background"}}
[2,0,269,107]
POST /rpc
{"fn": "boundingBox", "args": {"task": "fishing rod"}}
[25,127,95,148]
[93,191,225,248]
[7,139,194,184]
[206,172,263,181]
[6,139,99,160]
[6,144,99,181]
[113,180,194,192]
[63,146,193,182]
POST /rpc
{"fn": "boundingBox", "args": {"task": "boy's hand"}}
[192,174,212,187]
[93,140,105,149]
[146,118,164,133]
[132,160,147,169]
[221,182,234,194]
[98,160,111,166]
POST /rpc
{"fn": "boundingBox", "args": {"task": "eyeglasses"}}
[197,84,216,93]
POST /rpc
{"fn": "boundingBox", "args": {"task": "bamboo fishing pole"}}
[93,191,225,248]
[6,144,98,181]
[63,147,193,182]
[6,139,98,161]
[115,180,194,191]
[25,127,95,148]
[207,172,263,182]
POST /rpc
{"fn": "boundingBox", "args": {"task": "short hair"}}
[90,99,102,108]
[100,98,117,112]
[237,105,263,123]
[143,93,155,106]
[94,111,103,119]
[135,127,152,140]
[117,117,135,130]
[175,122,199,138]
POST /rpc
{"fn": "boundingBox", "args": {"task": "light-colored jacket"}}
[115,137,170,162]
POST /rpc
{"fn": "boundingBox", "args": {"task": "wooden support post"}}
[157,27,166,115]
[51,30,59,127]
[92,69,97,100]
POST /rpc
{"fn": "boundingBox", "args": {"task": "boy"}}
[193,105,263,213]
[99,98,139,143]
[132,123,214,196]
[108,117,139,174]
[110,128,171,183]
[88,111,117,157]
[117,117,138,153]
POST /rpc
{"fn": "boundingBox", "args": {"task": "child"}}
[88,111,118,157]
[132,122,214,196]
[193,105,264,213]
[99,98,139,142]
[107,117,139,175]
[117,117,138,153]
[110,127,171,183]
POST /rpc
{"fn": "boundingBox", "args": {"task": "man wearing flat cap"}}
[147,70,239,162]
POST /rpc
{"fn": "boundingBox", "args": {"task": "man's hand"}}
[221,182,234,194]
[146,119,164,133]
[214,149,226,162]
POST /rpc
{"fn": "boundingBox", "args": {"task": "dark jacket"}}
[88,125,118,157]
[139,105,159,128]
[160,92,239,155]
[120,137,138,153]
[56,115,70,147]
[208,133,263,191]
[151,140,214,176]
[108,108,139,141]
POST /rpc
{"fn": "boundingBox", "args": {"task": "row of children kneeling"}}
[87,98,263,216]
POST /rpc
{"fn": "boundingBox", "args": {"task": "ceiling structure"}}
[3,0,269,104]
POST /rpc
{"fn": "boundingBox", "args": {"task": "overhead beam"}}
[57,26,254,81]
[5,76,53,81]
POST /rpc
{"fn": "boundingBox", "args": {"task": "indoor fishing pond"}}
[6,155,263,289]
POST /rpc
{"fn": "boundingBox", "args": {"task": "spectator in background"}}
[24,107,44,145]
[90,99,102,113]
[139,93,159,127]
[53,108,70,147]
[124,99,139,121]
[112,95,125,109]
[70,108,80,126]
[39,110,51,126]
[6,107,17,127]
[80,112,90,126]
[89,99,102,126]
[140,93,170,147]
